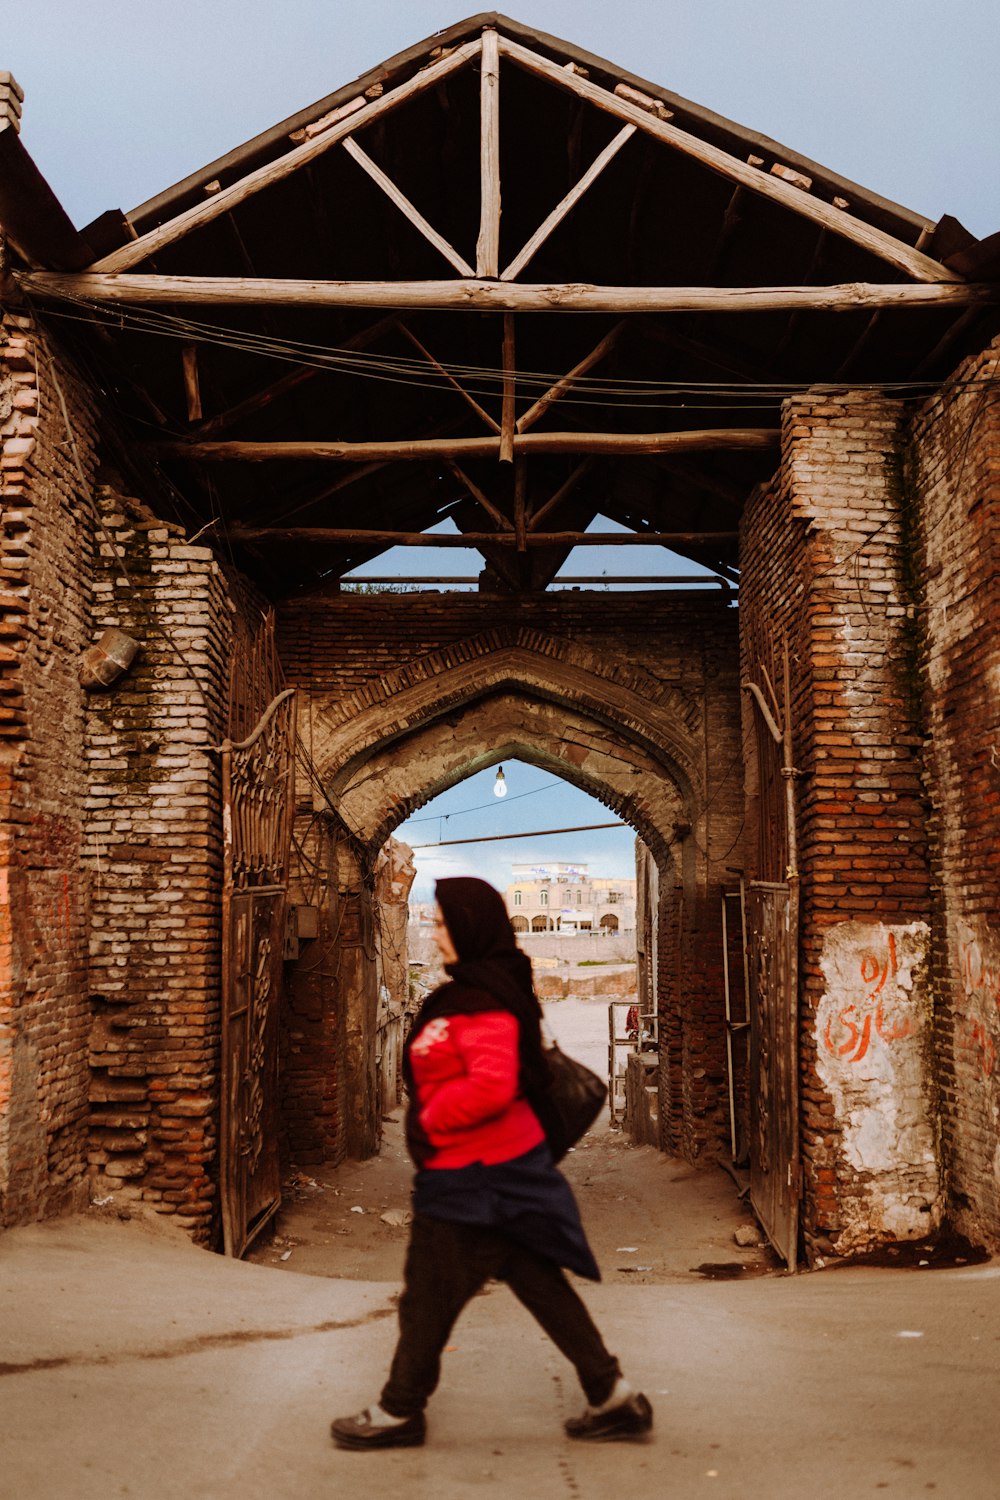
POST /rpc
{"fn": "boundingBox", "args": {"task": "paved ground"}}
[3,999,999,1499]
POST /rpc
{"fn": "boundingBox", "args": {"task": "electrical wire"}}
[33,295,1000,423]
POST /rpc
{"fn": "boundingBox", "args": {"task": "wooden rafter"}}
[397,322,501,432]
[516,322,624,433]
[342,136,474,277]
[527,460,594,532]
[496,34,961,285]
[188,312,398,438]
[476,26,501,277]
[24,273,993,313]
[228,527,738,546]
[501,123,636,282]
[86,38,481,273]
[153,428,779,463]
[445,460,514,529]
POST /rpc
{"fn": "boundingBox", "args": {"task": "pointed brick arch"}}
[314,623,705,823]
[339,692,691,868]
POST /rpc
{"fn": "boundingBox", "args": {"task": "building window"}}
[539,890,548,907]
[576,890,582,905]
[608,891,621,904]
[514,891,522,906]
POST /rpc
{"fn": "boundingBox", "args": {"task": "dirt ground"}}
[248,997,780,1285]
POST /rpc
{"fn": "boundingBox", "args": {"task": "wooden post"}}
[181,344,202,423]
[500,313,516,462]
[477,27,501,278]
[514,458,527,550]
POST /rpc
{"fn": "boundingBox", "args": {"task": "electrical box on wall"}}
[284,904,320,960]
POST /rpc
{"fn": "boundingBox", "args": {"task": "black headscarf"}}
[405,877,547,1101]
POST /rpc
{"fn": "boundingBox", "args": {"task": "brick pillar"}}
[742,391,939,1261]
[911,338,1000,1249]
[85,486,232,1243]
[0,315,96,1226]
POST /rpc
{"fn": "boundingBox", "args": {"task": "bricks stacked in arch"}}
[84,487,234,1243]
[278,592,747,1164]
[0,315,96,1227]
[911,337,1000,1250]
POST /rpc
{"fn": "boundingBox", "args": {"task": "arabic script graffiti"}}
[823,931,913,1064]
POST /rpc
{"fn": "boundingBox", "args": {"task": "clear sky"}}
[8,2,996,896]
[396,758,638,902]
[7,1,999,237]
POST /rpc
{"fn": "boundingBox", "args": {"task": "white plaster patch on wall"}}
[955,918,1000,1090]
[817,921,939,1248]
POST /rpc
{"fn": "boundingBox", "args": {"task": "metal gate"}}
[219,687,297,1257]
[747,880,799,1270]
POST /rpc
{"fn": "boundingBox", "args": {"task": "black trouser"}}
[380,1214,621,1418]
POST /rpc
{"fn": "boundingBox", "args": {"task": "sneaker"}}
[564,1391,653,1441]
[330,1407,427,1450]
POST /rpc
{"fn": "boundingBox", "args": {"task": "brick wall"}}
[84,485,233,1242]
[741,392,939,1260]
[910,337,1000,1249]
[0,314,96,1227]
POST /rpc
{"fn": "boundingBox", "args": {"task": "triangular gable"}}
[86,17,957,286]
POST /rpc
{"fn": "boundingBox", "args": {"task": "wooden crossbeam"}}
[153,428,778,462]
[497,34,961,285]
[86,39,482,273]
[501,123,636,282]
[477,27,501,277]
[23,272,994,314]
[228,527,738,546]
[342,137,474,277]
[517,322,624,433]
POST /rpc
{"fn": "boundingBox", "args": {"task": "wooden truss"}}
[13,20,986,564]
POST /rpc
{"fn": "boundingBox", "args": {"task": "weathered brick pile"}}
[84,486,233,1241]
[910,338,1000,1249]
[0,314,95,1227]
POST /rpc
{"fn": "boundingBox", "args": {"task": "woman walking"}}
[331,876,652,1450]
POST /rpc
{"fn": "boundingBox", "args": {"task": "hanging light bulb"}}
[494,766,508,798]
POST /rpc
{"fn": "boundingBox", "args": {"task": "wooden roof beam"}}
[23,273,995,313]
[497,34,961,284]
[152,428,779,463]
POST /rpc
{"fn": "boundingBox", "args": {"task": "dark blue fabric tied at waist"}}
[412,1142,600,1282]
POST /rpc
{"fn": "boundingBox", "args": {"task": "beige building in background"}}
[505,862,636,934]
